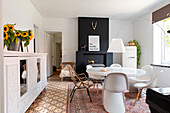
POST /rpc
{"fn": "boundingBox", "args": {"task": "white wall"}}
[132,2,170,68]
[109,20,133,65]
[44,18,133,65]
[0,0,4,112]
[43,18,78,62]
[2,0,44,53]
[133,13,153,68]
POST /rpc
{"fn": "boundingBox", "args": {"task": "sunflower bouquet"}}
[3,24,17,48]
[3,23,34,49]
[15,29,33,47]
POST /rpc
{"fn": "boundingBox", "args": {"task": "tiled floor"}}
[26,72,70,113]
[26,72,149,113]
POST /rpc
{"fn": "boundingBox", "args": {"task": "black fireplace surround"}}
[76,17,113,74]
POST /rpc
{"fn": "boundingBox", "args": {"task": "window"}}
[153,18,170,64]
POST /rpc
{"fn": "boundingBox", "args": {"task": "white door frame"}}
[44,31,62,74]
[33,24,39,53]
[45,32,53,77]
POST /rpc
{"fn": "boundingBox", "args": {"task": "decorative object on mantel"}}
[91,21,97,30]
[100,67,110,72]
[128,41,136,46]
[89,35,100,51]
[88,57,95,64]
[3,23,33,52]
[81,44,87,51]
[107,39,125,53]
[88,60,94,64]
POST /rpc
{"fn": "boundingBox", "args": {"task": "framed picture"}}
[88,35,100,51]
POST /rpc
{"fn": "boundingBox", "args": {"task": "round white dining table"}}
[86,67,146,77]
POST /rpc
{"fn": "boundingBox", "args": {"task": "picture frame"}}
[88,35,100,51]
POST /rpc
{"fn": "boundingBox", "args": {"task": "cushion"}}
[59,70,70,78]
[77,80,94,88]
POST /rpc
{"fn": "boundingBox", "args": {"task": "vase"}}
[8,38,21,51]
[3,45,8,51]
[128,41,135,46]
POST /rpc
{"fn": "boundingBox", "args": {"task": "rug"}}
[67,85,150,113]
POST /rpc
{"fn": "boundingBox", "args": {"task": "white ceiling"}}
[30,0,169,19]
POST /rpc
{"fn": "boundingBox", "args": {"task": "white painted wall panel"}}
[27,58,37,89]
[6,63,19,113]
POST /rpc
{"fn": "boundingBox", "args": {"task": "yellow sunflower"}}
[8,24,15,31]
[29,36,33,41]
[22,32,28,37]
[4,32,8,40]
[14,31,21,37]
[29,30,33,36]
[3,25,9,32]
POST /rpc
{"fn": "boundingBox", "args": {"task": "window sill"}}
[151,64,170,68]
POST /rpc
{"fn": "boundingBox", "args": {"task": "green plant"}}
[132,40,141,67]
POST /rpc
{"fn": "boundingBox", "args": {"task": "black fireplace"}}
[76,17,113,74]
[76,51,113,74]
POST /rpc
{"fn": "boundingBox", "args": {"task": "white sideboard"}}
[3,51,47,113]
[122,46,137,68]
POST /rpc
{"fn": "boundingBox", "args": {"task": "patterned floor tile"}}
[26,73,71,113]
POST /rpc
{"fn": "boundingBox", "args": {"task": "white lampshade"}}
[107,39,126,53]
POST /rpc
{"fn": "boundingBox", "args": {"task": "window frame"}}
[160,18,170,64]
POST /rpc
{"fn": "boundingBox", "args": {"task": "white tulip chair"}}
[129,65,153,83]
[133,70,163,106]
[110,64,122,68]
[128,65,153,92]
[103,73,128,113]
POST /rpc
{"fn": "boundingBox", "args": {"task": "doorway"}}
[52,32,62,72]
[45,32,62,76]
[56,43,62,69]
